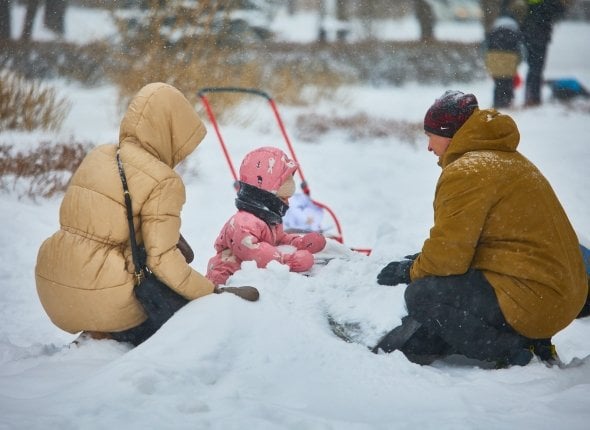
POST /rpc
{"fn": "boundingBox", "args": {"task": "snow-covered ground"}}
[1,5,590,430]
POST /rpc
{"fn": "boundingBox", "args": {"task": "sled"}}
[197,86,371,255]
[545,78,590,100]
[581,244,590,276]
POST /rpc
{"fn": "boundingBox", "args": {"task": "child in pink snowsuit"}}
[206,147,326,285]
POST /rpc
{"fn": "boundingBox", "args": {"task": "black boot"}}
[495,348,533,369]
[576,287,590,319]
[371,317,422,354]
[529,338,561,366]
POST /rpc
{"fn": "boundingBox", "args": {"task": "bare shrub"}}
[295,112,423,145]
[266,59,349,106]
[0,40,111,85]
[108,0,349,115]
[108,1,241,104]
[0,139,90,198]
[0,71,71,131]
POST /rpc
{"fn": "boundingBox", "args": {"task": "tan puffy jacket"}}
[35,83,215,334]
[410,109,587,338]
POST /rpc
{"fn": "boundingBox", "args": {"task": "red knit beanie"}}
[424,90,479,138]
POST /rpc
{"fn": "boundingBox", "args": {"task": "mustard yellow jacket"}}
[410,109,587,338]
[35,83,215,334]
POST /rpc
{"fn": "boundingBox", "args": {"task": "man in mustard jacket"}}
[35,83,218,345]
[374,90,587,367]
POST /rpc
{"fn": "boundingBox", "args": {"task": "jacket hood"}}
[441,108,520,168]
[119,83,206,168]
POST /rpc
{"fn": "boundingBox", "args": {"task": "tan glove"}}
[214,286,260,302]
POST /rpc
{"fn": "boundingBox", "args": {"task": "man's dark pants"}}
[375,270,533,365]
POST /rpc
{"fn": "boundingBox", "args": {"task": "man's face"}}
[426,132,452,157]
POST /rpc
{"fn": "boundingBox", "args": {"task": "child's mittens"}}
[282,250,314,272]
[294,232,326,253]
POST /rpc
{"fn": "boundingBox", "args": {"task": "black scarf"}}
[235,181,289,226]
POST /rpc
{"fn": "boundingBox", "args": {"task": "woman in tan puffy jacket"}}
[35,83,217,345]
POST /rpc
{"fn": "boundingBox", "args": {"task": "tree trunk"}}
[44,0,67,36]
[480,0,502,36]
[21,0,41,41]
[287,0,296,15]
[415,0,434,41]
[335,0,348,42]
[335,0,347,21]
[318,0,327,42]
[0,0,11,40]
[357,0,378,40]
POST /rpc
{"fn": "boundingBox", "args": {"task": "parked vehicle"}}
[114,0,279,46]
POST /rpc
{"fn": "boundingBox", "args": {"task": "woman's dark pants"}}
[109,277,188,346]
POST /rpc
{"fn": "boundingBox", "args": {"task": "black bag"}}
[116,151,188,327]
[134,272,188,324]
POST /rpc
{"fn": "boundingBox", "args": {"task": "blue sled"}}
[545,78,590,100]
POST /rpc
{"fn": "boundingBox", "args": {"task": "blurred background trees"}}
[1,1,588,108]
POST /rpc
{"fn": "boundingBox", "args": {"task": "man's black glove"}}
[377,259,413,286]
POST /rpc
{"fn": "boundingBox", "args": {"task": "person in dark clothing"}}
[485,10,523,107]
[521,0,568,106]
[481,0,528,36]
[372,90,587,368]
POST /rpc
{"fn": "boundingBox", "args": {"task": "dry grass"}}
[0,140,90,198]
[294,112,424,145]
[107,0,350,116]
[0,70,71,131]
[266,59,349,106]
[108,0,236,103]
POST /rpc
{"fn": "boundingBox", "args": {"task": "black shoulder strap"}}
[116,149,144,283]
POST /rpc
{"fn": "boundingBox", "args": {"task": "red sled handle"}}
[197,86,355,250]
[197,87,310,192]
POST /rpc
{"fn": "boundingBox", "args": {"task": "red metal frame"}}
[197,87,371,255]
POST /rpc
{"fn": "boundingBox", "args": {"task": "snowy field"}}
[1,5,590,430]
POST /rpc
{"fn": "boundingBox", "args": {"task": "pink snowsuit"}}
[206,212,324,285]
[206,147,326,285]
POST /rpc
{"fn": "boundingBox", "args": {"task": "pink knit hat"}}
[239,147,298,193]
